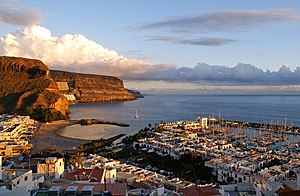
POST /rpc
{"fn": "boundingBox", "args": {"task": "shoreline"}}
[55,123,127,141]
[31,121,88,154]
[32,119,129,153]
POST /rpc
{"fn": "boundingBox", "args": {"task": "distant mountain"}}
[0,56,69,121]
[50,70,138,102]
[0,56,142,121]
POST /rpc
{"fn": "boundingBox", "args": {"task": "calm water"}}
[58,94,300,139]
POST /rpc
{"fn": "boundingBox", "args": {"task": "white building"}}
[37,157,64,179]
[0,169,44,196]
[64,94,76,101]
[104,167,117,184]
[0,123,24,141]
[255,181,283,196]
[182,117,208,130]
[219,183,255,196]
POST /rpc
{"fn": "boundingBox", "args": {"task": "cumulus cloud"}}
[148,35,236,46]
[0,25,164,77]
[0,2,43,26]
[126,63,300,85]
[139,9,300,32]
[0,25,300,86]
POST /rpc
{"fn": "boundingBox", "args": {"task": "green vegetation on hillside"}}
[26,106,67,122]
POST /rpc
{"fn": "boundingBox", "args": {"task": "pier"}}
[75,119,130,127]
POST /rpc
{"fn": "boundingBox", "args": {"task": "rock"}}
[127,89,144,98]
[0,56,69,120]
[50,70,137,102]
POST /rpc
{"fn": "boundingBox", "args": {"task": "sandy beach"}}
[56,123,127,140]
[31,121,88,154]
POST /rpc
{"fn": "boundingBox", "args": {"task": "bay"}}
[57,94,300,140]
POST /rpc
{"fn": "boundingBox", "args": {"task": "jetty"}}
[75,119,130,127]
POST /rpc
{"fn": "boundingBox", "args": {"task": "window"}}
[24,176,28,181]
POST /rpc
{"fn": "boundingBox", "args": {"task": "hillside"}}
[50,70,136,102]
[0,56,69,121]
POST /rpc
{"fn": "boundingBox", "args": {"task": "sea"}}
[57,94,300,140]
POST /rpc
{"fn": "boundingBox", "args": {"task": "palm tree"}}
[71,152,84,164]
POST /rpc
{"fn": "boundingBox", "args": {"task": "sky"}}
[1,0,300,92]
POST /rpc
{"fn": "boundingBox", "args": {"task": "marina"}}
[135,116,300,185]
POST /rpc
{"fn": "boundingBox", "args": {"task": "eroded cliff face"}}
[0,56,69,118]
[50,70,136,102]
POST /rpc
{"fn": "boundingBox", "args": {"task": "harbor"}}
[1,113,300,195]
[135,116,300,185]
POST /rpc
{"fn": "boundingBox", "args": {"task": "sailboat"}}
[134,109,139,119]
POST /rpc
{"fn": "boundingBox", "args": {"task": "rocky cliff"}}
[0,56,69,120]
[50,70,136,102]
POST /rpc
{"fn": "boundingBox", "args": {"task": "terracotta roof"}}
[63,168,104,182]
[52,183,127,196]
[181,186,220,196]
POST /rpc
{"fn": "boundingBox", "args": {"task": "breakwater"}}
[76,119,130,127]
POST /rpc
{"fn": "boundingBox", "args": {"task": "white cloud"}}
[0,25,161,77]
[1,25,300,86]
[126,62,300,85]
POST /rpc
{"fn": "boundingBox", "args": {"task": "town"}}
[0,114,299,196]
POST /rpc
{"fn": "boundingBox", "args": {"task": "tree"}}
[268,158,281,167]
[134,143,140,150]
[30,106,66,122]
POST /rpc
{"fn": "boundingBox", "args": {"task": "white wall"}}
[37,158,64,179]
[8,170,33,196]
[0,186,28,196]
[105,168,116,183]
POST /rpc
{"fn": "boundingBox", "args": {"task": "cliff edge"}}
[50,70,136,102]
[0,56,69,121]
